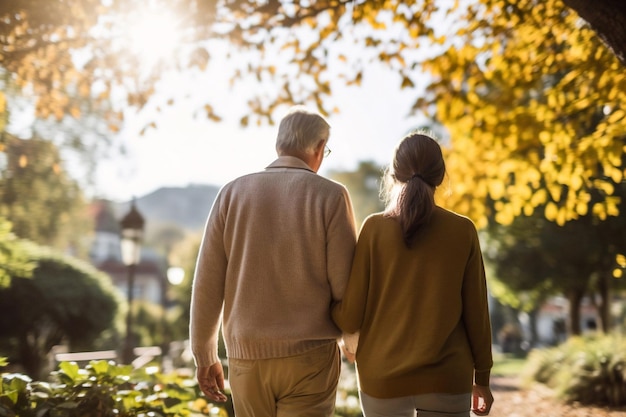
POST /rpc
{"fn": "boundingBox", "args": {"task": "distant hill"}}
[116,184,220,232]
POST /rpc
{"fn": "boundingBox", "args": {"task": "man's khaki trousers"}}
[228,342,340,417]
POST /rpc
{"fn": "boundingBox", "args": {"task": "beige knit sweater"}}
[190,156,357,367]
[332,208,493,398]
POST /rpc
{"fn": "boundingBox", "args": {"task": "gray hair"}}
[275,106,330,154]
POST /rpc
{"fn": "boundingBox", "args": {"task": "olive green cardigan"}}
[332,208,492,398]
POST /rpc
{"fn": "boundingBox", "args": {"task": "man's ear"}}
[315,139,326,156]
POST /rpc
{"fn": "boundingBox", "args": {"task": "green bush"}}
[1,357,362,417]
[0,359,233,417]
[523,334,626,407]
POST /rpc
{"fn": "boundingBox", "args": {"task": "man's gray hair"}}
[276,106,330,153]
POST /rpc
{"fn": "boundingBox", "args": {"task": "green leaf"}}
[58,362,80,382]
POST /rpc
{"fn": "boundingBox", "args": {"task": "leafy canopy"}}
[424,0,626,228]
[0,218,34,288]
[0,134,93,253]
[1,0,624,227]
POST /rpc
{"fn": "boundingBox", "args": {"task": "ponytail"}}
[382,133,445,247]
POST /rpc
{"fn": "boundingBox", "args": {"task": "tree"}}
[1,1,624,121]
[423,0,626,229]
[0,217,34,288]
[328,161,386,227]
[0,247,123,379]
[0,134,93,255]
[1,0,624,226]
[166,233,201,341]
[485,180,626,337]
[563,0,626,66]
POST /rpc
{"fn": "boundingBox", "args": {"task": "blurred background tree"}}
[0,218,34,288]
[0,134,92,255]
[485,191,626,335]
[0,247,124,379]
[329,161,386,227]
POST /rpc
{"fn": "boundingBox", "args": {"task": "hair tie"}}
[410,173,434,187]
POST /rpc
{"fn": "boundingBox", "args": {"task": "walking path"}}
[490,376,626,417]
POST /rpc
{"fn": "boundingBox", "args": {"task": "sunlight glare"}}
[167,266,185,285]
[126,10,181,66]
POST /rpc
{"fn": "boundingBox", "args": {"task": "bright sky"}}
[85,5,439,202]
[95,65,427,202]
[6,7,435,203]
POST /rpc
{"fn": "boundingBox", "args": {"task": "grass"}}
[492,353,526,377]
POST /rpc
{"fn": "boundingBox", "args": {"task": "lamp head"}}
[120,200,145,266]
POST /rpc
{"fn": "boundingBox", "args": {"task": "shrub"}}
[1,357,362,417]
[0,359,233,417]
[523,334,626,407]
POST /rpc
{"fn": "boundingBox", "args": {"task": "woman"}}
[332,132,494,417]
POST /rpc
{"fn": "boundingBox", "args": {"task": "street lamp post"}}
[120,200,145,364]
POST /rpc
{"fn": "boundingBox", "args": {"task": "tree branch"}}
[562,0,626,66]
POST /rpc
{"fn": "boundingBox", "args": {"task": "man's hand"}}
[339,343,356,363]
[339,332,359,364]
[197,362,228,402]
[471,384,494,415]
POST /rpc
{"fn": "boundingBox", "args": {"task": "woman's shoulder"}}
[433,206,478,230]
[362,212,391,226]
[358,212,392,233]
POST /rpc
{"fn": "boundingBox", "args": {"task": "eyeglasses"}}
[324,145,332,158]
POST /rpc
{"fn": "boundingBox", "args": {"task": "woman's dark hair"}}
[382,132,446,247]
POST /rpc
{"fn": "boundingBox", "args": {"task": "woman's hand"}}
[471,384,494,415]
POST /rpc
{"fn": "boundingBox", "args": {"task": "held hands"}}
[197,362,228,403]
[471,384,494,416]
[339,343,356,363]
[339,331,359,364]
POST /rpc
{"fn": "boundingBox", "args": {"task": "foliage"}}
[167,234,201,334]
[483,180,626,332]
[335,361,364,417]
[0,217,34,288]
[561,0,626,66]
[0,360,232,417]
[0,358,363,417]
[0,247,124,379]
[1,0,625,227]
[328,161,386,227]
[0,134,92,254]
[130,300,191,352]
[0,66,117,186]
[523,334,626,406]
[491,352,526,377]
[429,0,626,228]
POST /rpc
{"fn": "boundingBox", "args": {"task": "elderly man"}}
[190,106,357,417]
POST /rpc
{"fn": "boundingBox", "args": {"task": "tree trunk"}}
[18,335,43,380]
[597,273,611,333]
[526,308,540,347]
[568,289,584,335]
[563,0,626,67]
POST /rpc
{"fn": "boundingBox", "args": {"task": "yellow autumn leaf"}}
[607,109,625,124]
[575,201,588,216]
[488,180,505,200]
[592,202,607,220]
[545,202,558,221]
[401,76,414,88]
